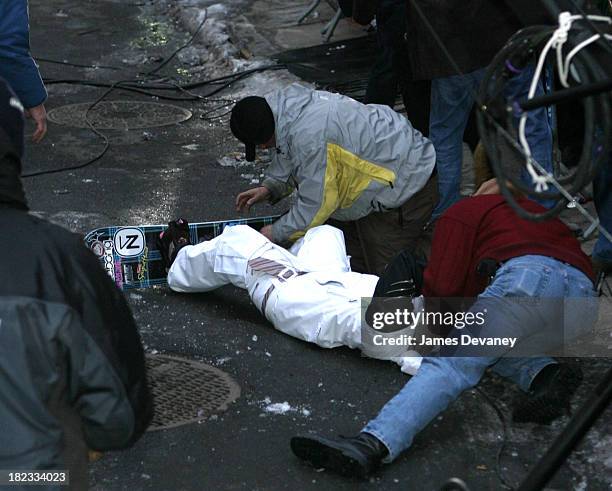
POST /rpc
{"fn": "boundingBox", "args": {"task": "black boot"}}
[512,363,583,425]
[290,432,388,479]
[157,218,191,271]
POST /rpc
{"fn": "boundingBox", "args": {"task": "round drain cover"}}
[47,101,192,129]
[146,354,240,431]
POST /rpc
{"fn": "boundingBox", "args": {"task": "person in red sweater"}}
[290,179,598,478]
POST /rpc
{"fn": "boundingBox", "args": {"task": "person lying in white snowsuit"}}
[167,224,421,375]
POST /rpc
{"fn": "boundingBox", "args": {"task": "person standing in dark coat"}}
[403,0,554,217]
[340,0,431,135]
[0,78,152,490]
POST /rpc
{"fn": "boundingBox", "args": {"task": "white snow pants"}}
[167,224,421,374]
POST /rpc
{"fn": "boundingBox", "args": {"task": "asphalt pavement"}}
[22,0,612,489]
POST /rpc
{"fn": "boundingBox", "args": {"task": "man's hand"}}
[259,224,274,242]
[236,186,270,212]
[26,103,47,142]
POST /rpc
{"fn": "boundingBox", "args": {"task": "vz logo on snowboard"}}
[113,228,145,257]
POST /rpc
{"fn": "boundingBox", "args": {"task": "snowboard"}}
[84,215,280,291]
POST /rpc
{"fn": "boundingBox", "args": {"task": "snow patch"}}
[264,402,292,414]
[171,0,306,98]
[217,154,253,168]
[257,397,312,417]
[182,143,200,151]
[573,477,588,491]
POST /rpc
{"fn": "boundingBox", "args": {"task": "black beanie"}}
[230,96,275,162]
[0,78,25,160]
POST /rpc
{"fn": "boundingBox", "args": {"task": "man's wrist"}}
[262,177,288,204]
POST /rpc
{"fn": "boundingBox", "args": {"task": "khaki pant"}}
[329,173,438,276]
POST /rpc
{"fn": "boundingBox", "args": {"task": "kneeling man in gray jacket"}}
[231,83,438,275]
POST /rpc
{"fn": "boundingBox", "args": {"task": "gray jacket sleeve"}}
[262,149,295,204]
[270,142,334,243]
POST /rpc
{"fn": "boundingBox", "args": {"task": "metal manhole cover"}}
[47,101,192,129]
[146,354,240,431]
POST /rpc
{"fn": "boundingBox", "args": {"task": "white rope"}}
[518,12,612,193]
[560,34,601,86]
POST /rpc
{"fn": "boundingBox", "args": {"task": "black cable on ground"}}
[200,108,233,121]
[42,65,287,95]
[25,1,288,178]
[21,81,136,178]
[37,57,122,70]
[199,101,236,120]
[179,64,287,90]
[28,62,287,178]
[144,9,208,76]
[476,387,515,491]
[42,78,203,101]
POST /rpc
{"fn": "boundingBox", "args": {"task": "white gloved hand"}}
[392,352,423,376]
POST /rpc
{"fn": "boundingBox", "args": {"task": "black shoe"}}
[157,218,191,270]
[592,257,612,296]
[592,256,612,276]
[290,432,388,479]
[512,363,583,425]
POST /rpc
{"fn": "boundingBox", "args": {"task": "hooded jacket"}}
[262,84,436,243]
[0,148,152,489]
[0,0,47,108]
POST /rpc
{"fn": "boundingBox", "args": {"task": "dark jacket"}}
[404,1,546,80]
[0,0,47,108]
[0,150,152,489]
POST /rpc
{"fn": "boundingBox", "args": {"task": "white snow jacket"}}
[262,84,436,243]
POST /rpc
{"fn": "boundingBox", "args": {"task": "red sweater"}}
[423,195,594,298]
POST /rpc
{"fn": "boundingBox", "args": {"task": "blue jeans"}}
[430,65,554,218]
[363,256,598,461]
[593,156,612,264]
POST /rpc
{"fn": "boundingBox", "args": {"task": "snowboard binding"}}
[157,218,191,271]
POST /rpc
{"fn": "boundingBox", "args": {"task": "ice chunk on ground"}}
[217,155,253,168]
[260,399,312,417]
[264,402,292,414]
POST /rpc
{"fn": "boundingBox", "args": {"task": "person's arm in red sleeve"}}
[423,215,478,299]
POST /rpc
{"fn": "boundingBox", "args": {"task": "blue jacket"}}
[0,0,46,108]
